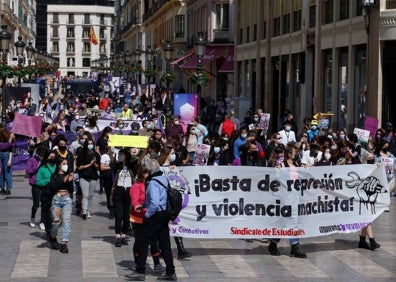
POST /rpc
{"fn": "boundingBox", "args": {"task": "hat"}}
[310,119,318,126]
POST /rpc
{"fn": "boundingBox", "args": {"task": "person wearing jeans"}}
[48,158,74,253]
[0,126,14,195]
[76,137,100,219]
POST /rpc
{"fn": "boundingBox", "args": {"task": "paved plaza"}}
[0,174,395,282]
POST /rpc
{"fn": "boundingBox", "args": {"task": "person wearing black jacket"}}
[76,137,100,219]
[48,158,74,253]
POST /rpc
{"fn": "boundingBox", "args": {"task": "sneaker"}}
[29,221,36,228]
[60,243,69,254]
[0,189,5,194]
[115,238,122,247]
[358,240,370,249]
[4,190,10,195]
[268,241,281,256]
[153,263,165,274]
[50,237,59,250]
[157,273,177,281]
[290,244,307,258]
[39,223,46,230]
[121,237,128,245]
[87,212,92,218]
[125,272,145,281]
[82,214,87,220]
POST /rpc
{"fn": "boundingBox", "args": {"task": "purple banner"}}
[173,93,198,132]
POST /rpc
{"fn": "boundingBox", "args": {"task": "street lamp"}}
[0,25,12,124]
[14,36,26,67]
[163,40,173,88]
[0,25,12,65]
[363,0,377,33]
[146,45,154,98]
[195,32,206,117]
[26,42,34,66]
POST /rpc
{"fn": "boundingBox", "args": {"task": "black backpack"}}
[151,178,183,221]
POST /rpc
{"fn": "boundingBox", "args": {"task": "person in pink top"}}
[129,167,165,274]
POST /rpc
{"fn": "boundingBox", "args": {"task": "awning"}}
[171,51,194,66]
[180,46,230,71]
[218,47,234,73]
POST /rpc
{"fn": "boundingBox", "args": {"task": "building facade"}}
[236,0,396,133]
[0,0,36,66]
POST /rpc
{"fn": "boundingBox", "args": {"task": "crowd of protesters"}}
[7,76,394,280]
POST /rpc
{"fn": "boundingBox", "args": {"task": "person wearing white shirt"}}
[278,122,297,146]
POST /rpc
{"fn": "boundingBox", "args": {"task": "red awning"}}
[171,51,194,66]
[218,47,234,73]
[180,46,230,70]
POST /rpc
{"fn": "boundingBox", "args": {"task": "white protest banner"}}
[353,127,370,143]
[161,165,390,239]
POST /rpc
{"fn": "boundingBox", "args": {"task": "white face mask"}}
[324,153,331,160]
[61,164,68,173]
[214,147,221,154]
[118,155,125,162]
[87,144,94,150]
[285,126,291,131]
[169,154,176,162]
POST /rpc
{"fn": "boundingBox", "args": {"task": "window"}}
[253,24,257,41]
[83,42,91,53]
[53,13,59,24]
[273,17,280,37]
[175,15,185,38]
[324,0,333,24]
[283,14,290,34]
[309,6,316,28]
[215,3,230,30]
[52,42,59,52]
[239,28,243,44]
[52,27,58,37]
[386,0,396,9]
[246,26,250,42]
[262,21,267,39]
[293,10,301,31]
[67,57,75,67]
[82,28,89,38]
[84,14,90,24]
[82,58,91,67]
[356,0,363,16]
[68,14,74,24]
[67,43,75,52]
[100,14,105,24]
[339,0,349,20]
[67,27,74,38]
[100,27,106,38]
[100,42,106,53]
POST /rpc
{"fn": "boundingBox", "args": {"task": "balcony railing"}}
[213,28,230,43]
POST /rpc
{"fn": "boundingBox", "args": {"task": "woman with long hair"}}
[100,145,115,219]
[47,158,74,253]
[0,125,14,195]
[76,137,100,219]
[183,124,198,165]
[110,149,134,247]
[130,166,165,273]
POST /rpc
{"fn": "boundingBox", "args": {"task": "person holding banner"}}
[0,126,14,195]
[266,145,307,258]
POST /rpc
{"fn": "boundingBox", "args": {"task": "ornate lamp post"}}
[14,36,26,67]
[363,0,377,33]
[163,40,173,89]
[145,45,154,98]
[195,32,206,117]
[26,42,34,66]
[135,47,141,85]
[0,25,11,123]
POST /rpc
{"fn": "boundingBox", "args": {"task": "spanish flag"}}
[89,26,98,45]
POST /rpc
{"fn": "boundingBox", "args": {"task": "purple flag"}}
[158,113,166,138]
[12,113,43,138]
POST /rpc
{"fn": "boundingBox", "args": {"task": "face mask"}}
[324,153,331,160]
[80,138,86,145]
[254,118,259,122]
[331,145,337,150]
[367,159,375,164]
[131,148,140,156]
[376,134,381,138]
[241,133,247,139]
[275,156,284,166]
[339,134,345,140]
[118,124,124,129]
[47,158,56,164]
[222,137,229,141]
[249,151,259,158]
[50,136,56,141]
[58,145,67,151]
[61,164,68,173]
[132,130,138,134]
[311,125,318,131]
[85,122,89,126]
[285,126,291,131]
[87,144,94,150]
[75,116,80,121]
[214,147,221,154]
[147,124,152,130]
[169,154,176,162]
[174,121,179,126]
[118,155,125,162]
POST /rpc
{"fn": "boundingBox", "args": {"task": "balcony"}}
[213,28,230,43]
[82,49,91,55]
[51,19,59,25]
[51,48,60,55]
[66,49,75,55]
[51,33,59,39]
